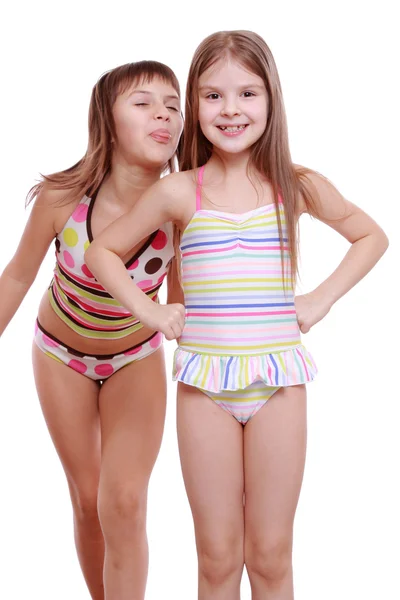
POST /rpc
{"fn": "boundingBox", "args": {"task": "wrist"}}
[308,287,336,311]
[135,295,157,320]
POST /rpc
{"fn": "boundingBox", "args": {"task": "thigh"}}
[32,342,101,494]
[177,382,244,549]
[244,385,307,539]
[98,346,167,493]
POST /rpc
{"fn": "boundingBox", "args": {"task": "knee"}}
[245,534,292,585]
[198,537,243,586]
[98,484,147,535]
[68,480,99,523]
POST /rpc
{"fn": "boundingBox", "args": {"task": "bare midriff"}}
[37,292,158,355]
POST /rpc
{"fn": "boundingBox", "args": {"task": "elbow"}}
[3,261,36,288]
[84,242,119,282]
[370,228,390,265]
[364,224,389,257]
[84,241,100,271]
[383,232,389,251]
[378,228,389,256]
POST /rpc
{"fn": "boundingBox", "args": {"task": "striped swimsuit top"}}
[173,165,317,393]
[49,189,174,340]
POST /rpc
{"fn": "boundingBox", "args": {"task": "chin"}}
[215,141,254,155]
[141,151,173,170]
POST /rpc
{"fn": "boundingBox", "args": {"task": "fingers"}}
[164,327,178,341]
[300,322,310,334]
[166,324,182,340]
[163,303,186,340]
[175,303,186,330]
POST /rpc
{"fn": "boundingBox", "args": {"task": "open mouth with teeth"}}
[217,125,248,132]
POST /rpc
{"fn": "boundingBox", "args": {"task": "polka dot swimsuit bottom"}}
[34,320,163,381]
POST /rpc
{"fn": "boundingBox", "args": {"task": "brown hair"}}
[179,30,319,287]
[27,60,181,206]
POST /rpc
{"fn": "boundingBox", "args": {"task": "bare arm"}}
[167,257,184,305]
[85,174,186,339]
[296,172,389,332]
[0,189,59,337]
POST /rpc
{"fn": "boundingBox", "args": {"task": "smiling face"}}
[198,58,268,159]
[112,76,183,170]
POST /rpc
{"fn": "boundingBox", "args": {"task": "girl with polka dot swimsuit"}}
[85,32,388,599]
[0,61,183,599]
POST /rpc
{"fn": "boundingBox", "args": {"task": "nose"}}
[220,96,241,118]
[154,102,170,121]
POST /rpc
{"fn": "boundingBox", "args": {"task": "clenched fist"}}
[139,302,186,340]
[295,292,331,334]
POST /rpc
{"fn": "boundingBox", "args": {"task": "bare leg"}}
[177,383,245,600]
[244,385,307,600]
[98,347,166,600]
[32,343,104,599]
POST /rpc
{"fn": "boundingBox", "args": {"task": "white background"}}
[0,0,398,598]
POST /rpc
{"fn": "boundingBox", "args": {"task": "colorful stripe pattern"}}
[50,193,174,340]
[204,381,280,425]
[173,165,317,394]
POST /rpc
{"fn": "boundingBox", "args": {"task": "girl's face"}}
[112,76,183,169]
[198,58,268,158]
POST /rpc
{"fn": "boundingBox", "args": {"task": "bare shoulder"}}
[32,185,82,234]
[158,170,196,197]
[149,170,197,223]
[5,185,77,282]
[294,165,348,220]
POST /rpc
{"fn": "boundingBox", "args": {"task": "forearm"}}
[0,269,32,336]
[311,230,388,308]
[85,246,154,317]
[167,258,184,305]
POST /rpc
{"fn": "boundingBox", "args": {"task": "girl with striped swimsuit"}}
[86,31,388,600]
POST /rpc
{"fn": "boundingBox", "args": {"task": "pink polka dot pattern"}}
[63,250,75,268]
[149,332,162,348]
[72,204,89,223]
[94,364,114,377]
[34,320,165,380]
[81,264,95,278]
[68,359,88,374]
[151,230,167,250]
[137,279,153,289]
[124,345,143,356]
[128,260,139,270]
[43,334,59,348]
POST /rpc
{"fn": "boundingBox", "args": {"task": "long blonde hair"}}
[179,30,319,286]
[27,61,181,206]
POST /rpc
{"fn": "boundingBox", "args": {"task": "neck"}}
[102,159,163,207]
[208,149,251,174]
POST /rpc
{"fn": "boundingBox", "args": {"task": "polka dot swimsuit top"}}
[49,190,174,340]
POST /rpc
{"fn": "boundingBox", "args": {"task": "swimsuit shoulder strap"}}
[196,165,205,211]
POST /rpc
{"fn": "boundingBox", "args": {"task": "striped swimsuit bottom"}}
[172,165,317,425]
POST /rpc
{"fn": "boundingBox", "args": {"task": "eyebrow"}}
[129,90,180,101]
[199,84,265,91]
